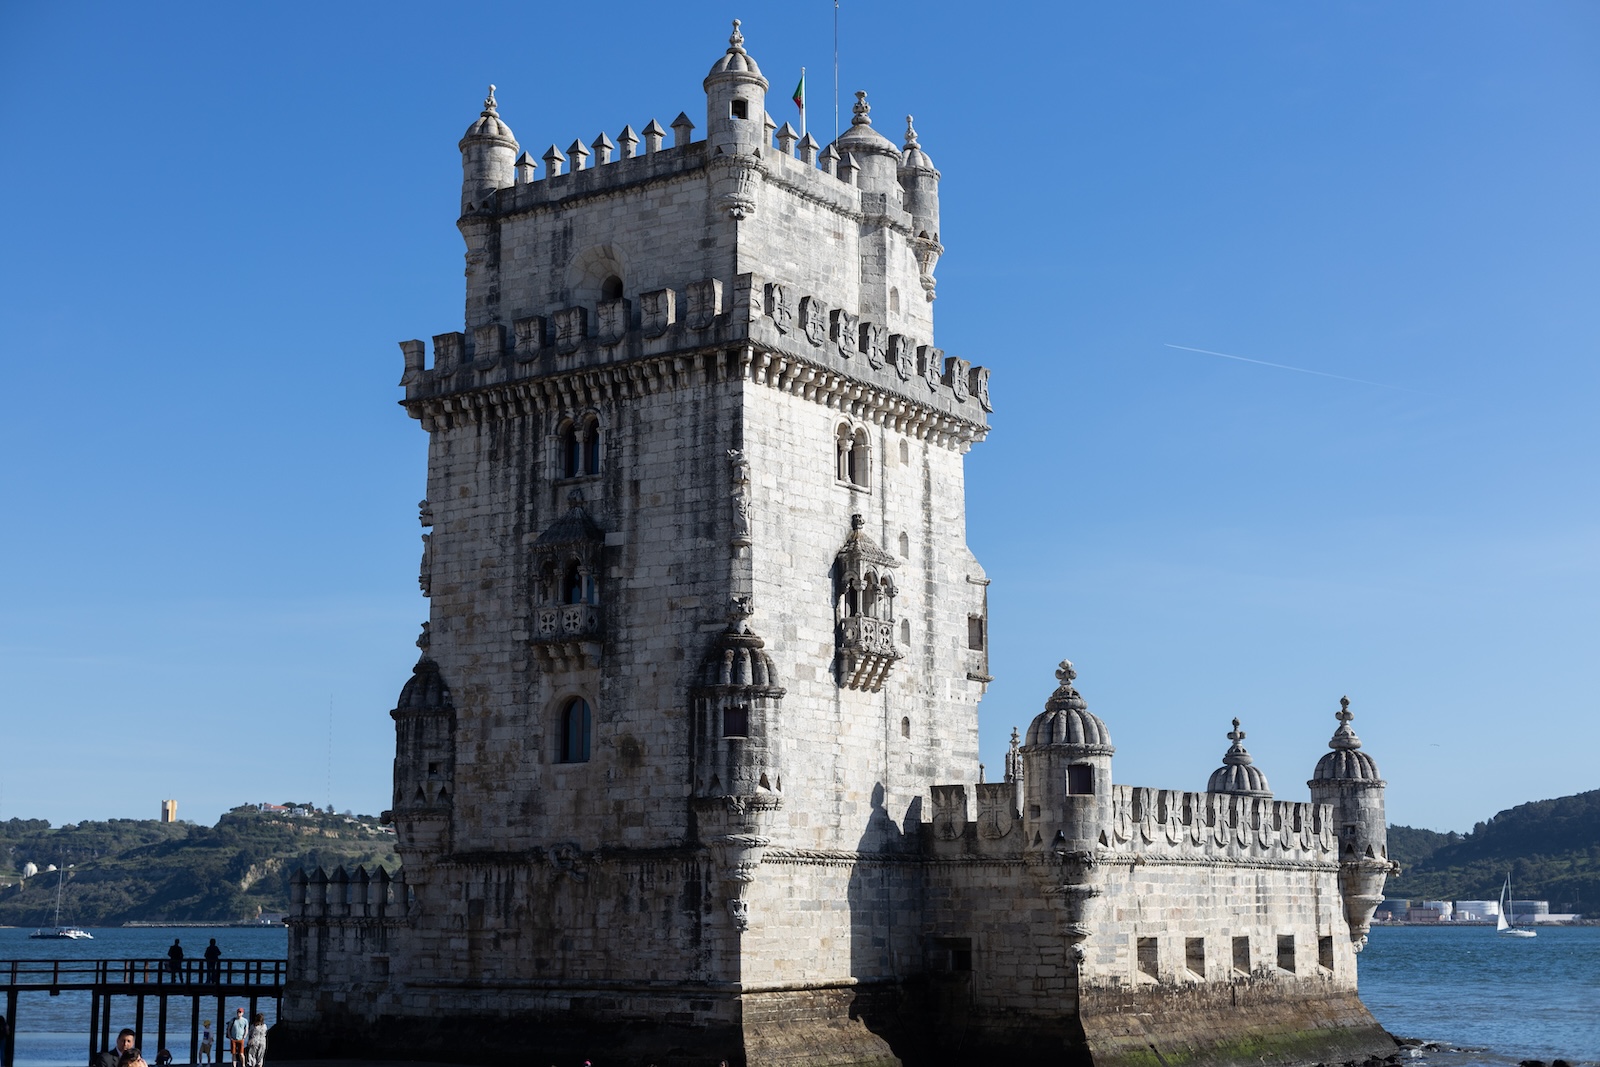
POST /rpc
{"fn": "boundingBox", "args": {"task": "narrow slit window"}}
[1185,937,1205,976]
[1318,935,1334,971]
[1277,935,1295,973]
[1232,936,1250,975]
[1137,937,1158,979]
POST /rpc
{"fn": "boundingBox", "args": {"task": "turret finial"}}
[851,90,871,126]
[1228,717,1244,744]
[1328,695,1362,750]
[482,85,499,116]
[904,115,919,148]
[1055,659,1076,686]
[728,18,745,53]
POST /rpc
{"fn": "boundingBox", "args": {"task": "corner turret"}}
[833,91,903,203]
[898,115,943,300]
[703,20,768,158]
[1308,696,1396,949]
[458,85,518,215]
[1021,660,1114,854]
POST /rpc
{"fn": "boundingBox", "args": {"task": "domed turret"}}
[1021,660,1114,854]
[691,622,785,800]
[896,115,943,302]
[1206,718,1272,798]
[832,91,903,200]
[1312,697,1383,782]
[1307,696,1394,950]
[459,85,518,214]
[703,20,769,158]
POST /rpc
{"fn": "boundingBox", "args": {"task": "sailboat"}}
[1496,874,1537,939]
[28,865,93,940]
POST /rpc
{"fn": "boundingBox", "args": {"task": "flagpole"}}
[800,66,807,138]
[833,0,840,140]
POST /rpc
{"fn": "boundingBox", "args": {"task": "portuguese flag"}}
[793,71,805,112]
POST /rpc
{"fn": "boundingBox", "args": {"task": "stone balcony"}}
[532,604,601,671]
[838,616,900,692]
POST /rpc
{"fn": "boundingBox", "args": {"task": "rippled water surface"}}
[3,924,1596,1065]
[1361,925,1599,1063]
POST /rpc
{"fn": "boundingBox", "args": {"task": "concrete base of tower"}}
[1079,984,1396,1067]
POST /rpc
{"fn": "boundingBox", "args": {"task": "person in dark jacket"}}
[96,1029,137,1067]
[203,939,222,983]
[166,940,186,983]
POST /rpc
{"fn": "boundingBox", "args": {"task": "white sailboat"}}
[1497,874,1536,938]
[28,865,93,940]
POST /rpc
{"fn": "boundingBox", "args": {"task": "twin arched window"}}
[560,415,602,479]
[562,562,598,605]
[559,697,592,763]
[835,423,870,489]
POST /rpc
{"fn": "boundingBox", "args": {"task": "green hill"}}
[0,805,398,925]
[1385,789,1600,912]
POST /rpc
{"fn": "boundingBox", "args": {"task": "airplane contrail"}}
[1163,344,1434,395]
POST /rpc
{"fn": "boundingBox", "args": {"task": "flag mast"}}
[833,0,840,140]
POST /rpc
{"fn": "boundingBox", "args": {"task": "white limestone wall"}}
[741,379,985,852]
[421,372,744,854]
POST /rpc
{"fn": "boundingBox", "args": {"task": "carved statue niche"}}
[833,514,903,692]
[530,490,605,671]
[728,448,752,547]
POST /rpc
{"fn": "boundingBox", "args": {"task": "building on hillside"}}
[159,799,178,823]
[280,23,1398,1067]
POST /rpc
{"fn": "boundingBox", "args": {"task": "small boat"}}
[1497,874,1537,938]
[29,865,94,940]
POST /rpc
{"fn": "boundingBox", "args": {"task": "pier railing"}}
[0,958,286,1067]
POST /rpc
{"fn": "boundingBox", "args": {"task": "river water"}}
[2,924,1595,1065]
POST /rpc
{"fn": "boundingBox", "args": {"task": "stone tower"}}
[286,20,993,1066]
[283,22,1397,1067]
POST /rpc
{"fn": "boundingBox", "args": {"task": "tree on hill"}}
[1386,789,1600,911]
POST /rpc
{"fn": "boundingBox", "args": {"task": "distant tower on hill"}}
[159,799,177,823]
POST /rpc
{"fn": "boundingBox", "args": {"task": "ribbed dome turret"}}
[1206,718,1272,797]
[704,19,765,83]
[698,622,784,693]
[459,86,516,148]
[397,657,452,710]
[1025,660,1113,751]
[898,115,938,174]
[1312,696,1383,782]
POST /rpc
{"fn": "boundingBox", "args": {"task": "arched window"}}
[900,716,911,739]
[601,275,624,301]
[582,415,601,476]
[562,562,595,605]
[850,429,870,489]
[560,421,581,478]
[862,572,879,618]
[835,424,852,482]
[559,697,592,763]
[889,287,900,313]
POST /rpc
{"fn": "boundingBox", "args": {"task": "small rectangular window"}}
[722,705,749,738]
[731,99,749,120]
[1277,934,1295,973]
[967,614,986,650]
[1137,937,1158,979]
[1185,937,1205,976]
[1318,935,1334,971]
[1066,764,1095,795]
[931,937,972,972]
[1232,936,1250,975]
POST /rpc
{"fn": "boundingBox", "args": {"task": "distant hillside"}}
[1386,789,1600,911]
[0,805,397,926]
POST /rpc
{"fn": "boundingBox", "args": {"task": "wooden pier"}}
[0,958,285,1067]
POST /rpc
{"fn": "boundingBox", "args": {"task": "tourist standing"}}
[227,1008,248,1065]
[166,940,186,983]
[200,1020,213,1064]
[244,1014,267,1067]
[203,939,222,983]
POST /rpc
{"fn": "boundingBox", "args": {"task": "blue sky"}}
[2,2,1596,833]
